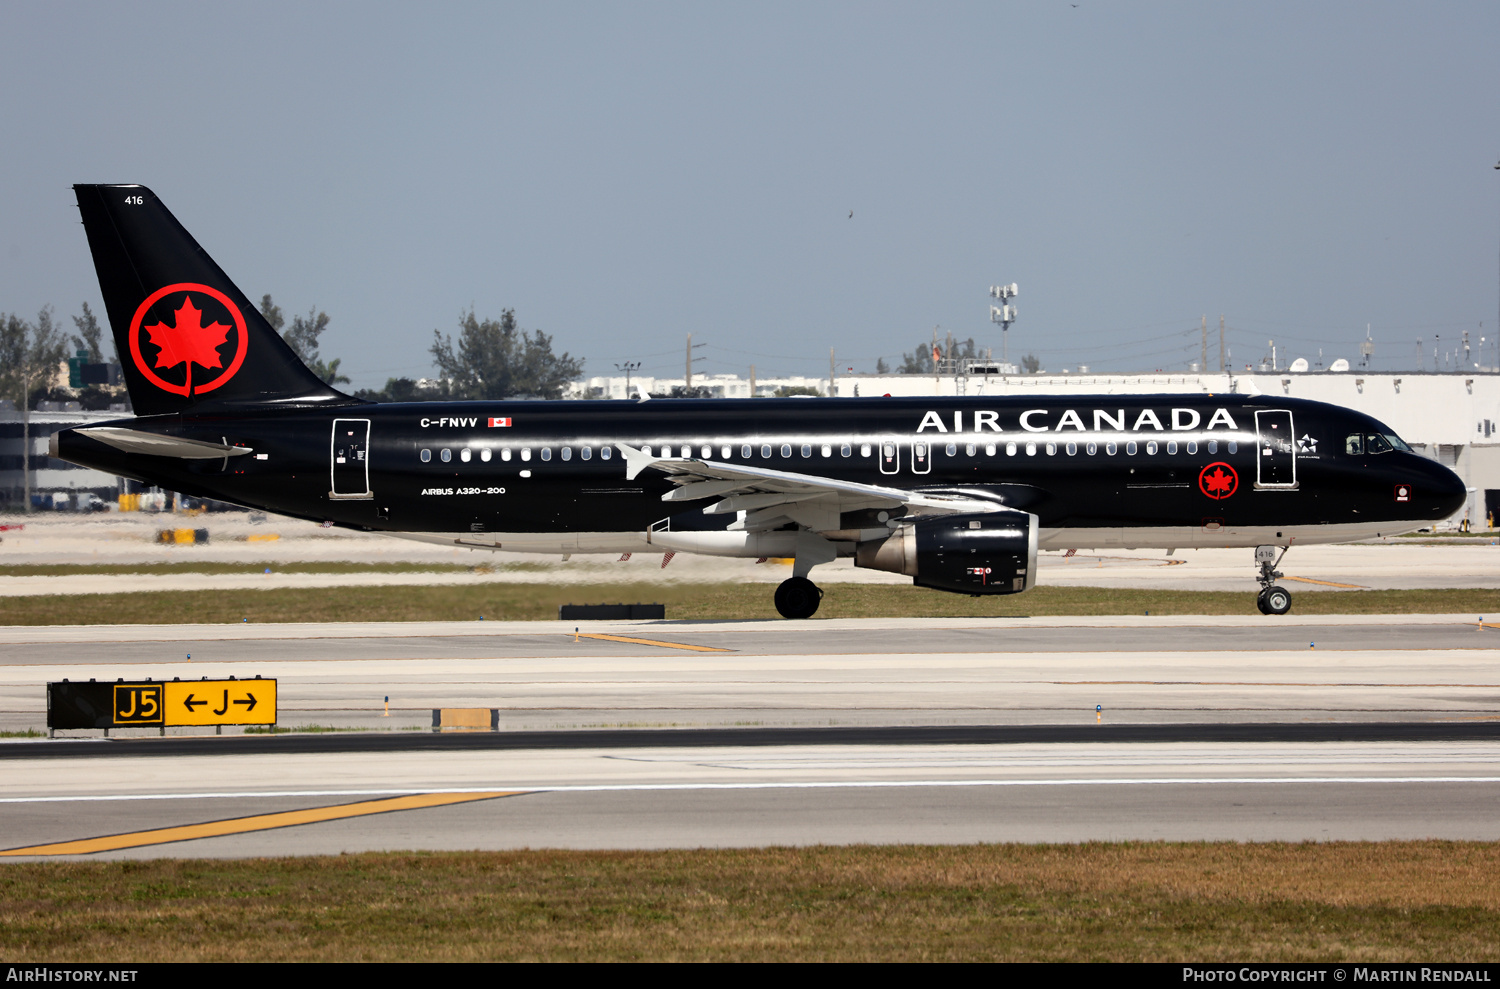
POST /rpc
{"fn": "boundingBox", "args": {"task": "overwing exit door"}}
[910,440,932,474]
[330,418,373,500]
[1254,409,1296,489]
[879,438,900,475]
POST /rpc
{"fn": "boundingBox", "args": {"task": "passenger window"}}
[1026,442,1037,456]
[781,444,792,457]
[1106,442,1117,455]
[440,449,452,463]
[722,445,732,458]
[501,448,512,461]
[742,444,753,458]
[966,444,976,456]
[600,447,612,460]
[1086,442,1097,455]
[540,448,552,461]
[1146,441,1157,455]
[460,448,472,462]
[420,449,431,463]
[1166,441,1177,455]
[801,444,812,457]
[681,445,691,458]
[822,444,832,457]
[1208,440,1217,454]
[1066,442,1077,456]
[762,444,772,458]
[860,443,872,457]
[1006,442,1017,456]
[580,447,592,460]
[1186,441,1197,455]
[1227,441,1237,454]
[1345,433,1363,455]
[481,449,492,462]
[702,445,712,458]
[561,447,572,461]
[946,443,957,456]
[841,444,852,457]
[985,444,996,456]
[1126,441,1137,455]
[1045,443,1056,456]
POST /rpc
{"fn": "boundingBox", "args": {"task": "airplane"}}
[53,184,1467,618]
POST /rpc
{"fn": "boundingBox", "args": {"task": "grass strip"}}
[6,582,1500,625]
[2,842,1499,961]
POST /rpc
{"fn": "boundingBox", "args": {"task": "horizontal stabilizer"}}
[70,426,254,460]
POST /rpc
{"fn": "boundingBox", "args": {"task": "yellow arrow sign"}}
[163,679,277,726]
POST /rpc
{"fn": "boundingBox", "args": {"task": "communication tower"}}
[989,283,1018,368]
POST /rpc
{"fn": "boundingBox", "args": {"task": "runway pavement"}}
[2,614,1499,857]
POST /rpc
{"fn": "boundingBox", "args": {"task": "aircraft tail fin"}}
[72,184,358,417]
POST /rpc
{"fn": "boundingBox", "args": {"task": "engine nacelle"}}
[854,510,1039,595]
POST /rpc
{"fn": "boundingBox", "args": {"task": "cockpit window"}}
[1385,433,1411,452]
[1365,433,1393,455]
[1345,433,1363,455]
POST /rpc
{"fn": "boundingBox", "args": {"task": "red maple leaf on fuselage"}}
[143,297,231,371]
[1204,467,1235,496]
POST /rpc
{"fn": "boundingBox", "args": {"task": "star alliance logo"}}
[1298,434,1318,454]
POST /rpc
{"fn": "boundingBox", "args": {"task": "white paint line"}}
[5,776,1500,804]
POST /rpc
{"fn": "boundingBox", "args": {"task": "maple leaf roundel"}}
[1197,461,1239,500]
[128,283,248,397]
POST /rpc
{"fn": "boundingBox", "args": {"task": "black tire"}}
[1255,589,1270,615]
[774,577,822,619]
[1262,585,1292,615]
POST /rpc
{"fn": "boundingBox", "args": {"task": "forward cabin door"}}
[330,418,373,500]
[1254,410,1297,489]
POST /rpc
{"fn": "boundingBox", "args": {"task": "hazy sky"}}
[2,1,1498,388]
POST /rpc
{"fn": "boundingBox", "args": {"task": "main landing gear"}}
[774,576,823,619]
[1254,545,1292,615]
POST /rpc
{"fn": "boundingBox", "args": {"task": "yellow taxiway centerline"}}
[1281,576,1368,589]
[0,791,524,856]
[575,633,732,652]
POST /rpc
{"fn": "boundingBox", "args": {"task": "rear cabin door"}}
[330,418,373,500]
[1254,409,1297,489]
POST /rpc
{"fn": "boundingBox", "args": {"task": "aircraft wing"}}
[618,443,998,533]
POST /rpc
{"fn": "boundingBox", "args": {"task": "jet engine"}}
[854,510,1039,595]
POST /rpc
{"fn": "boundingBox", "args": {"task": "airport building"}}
[0,407,131,511]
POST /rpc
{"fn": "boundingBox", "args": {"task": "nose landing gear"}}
[1254,545,1292,615]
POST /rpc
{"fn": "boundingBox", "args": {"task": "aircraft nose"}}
[1420,458,1467,518]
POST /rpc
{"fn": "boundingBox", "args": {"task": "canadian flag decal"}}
[489,417,512,427]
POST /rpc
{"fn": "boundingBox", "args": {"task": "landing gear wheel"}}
[1255,589,1270,615]
[774,577,823,619]
[1261,585,1292,615]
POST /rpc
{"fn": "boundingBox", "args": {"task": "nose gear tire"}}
[1261,585,1292,615]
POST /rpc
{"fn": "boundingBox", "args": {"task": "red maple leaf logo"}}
[1198,462,1238,500]
[143,297,231,371]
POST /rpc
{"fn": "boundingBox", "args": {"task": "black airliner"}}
[54,185,1466,618]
